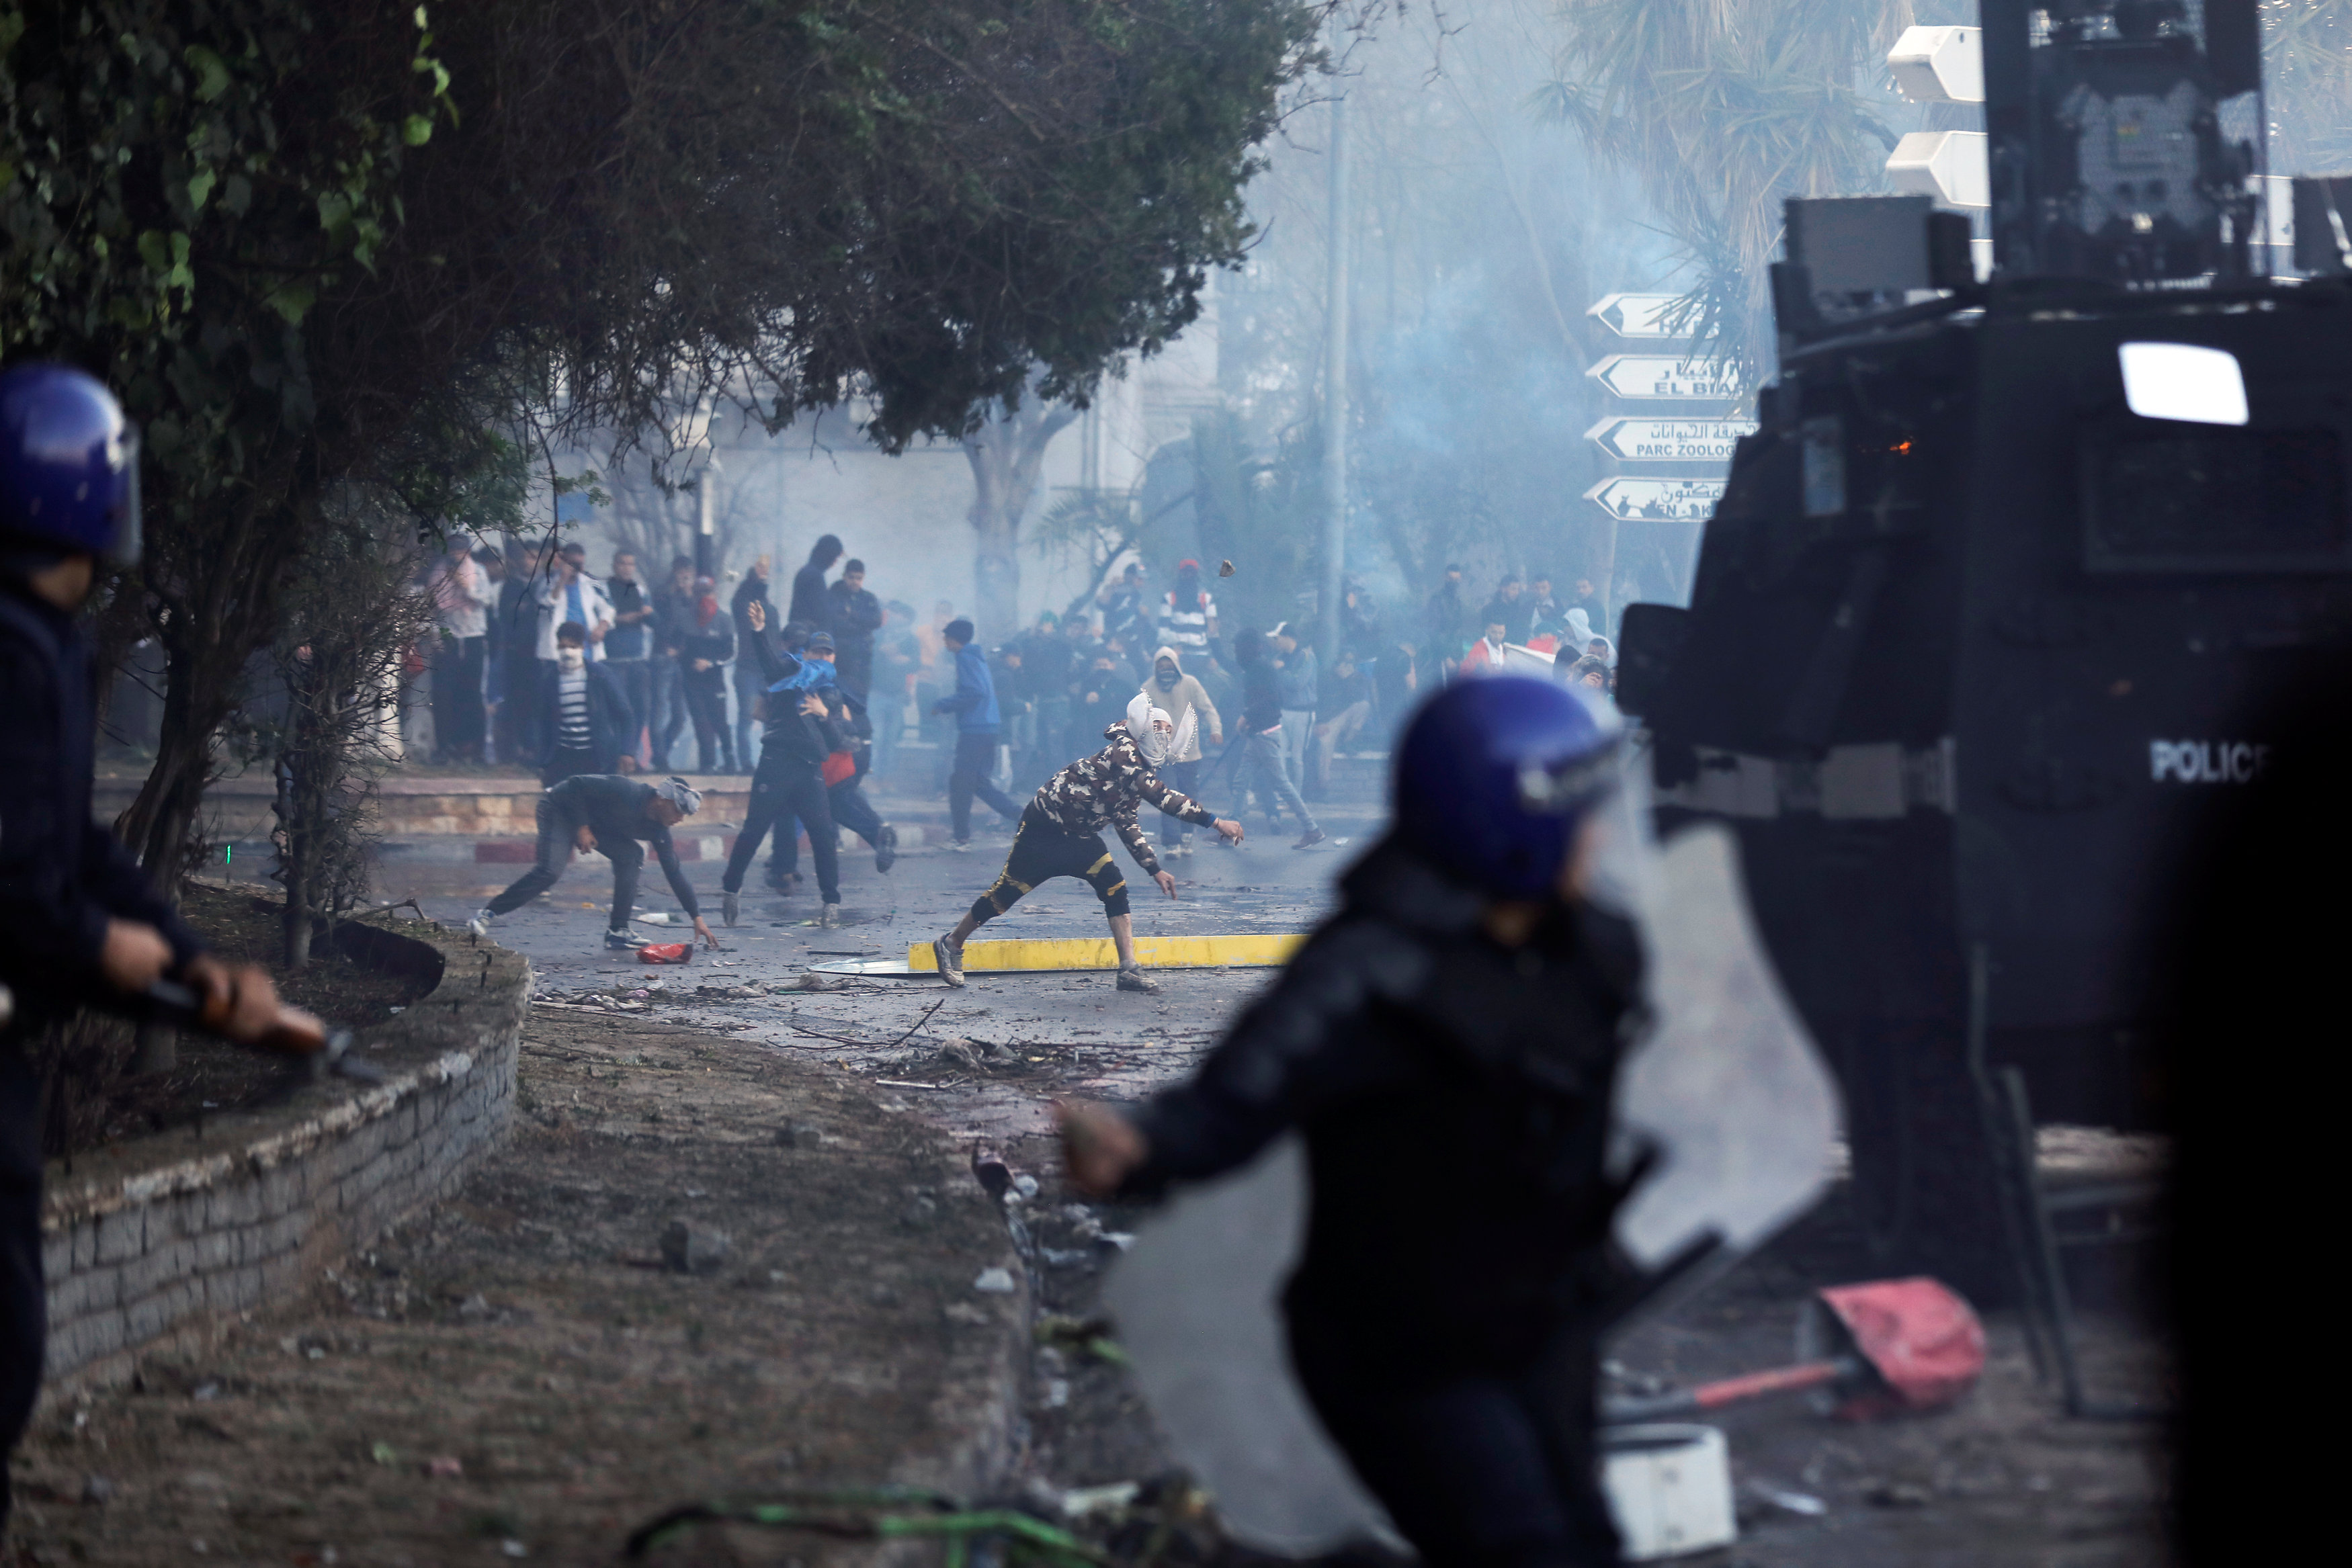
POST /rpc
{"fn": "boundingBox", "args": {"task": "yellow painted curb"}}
[906,933,1305,973]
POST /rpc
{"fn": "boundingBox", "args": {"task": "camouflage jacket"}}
[1032,724,1217,874]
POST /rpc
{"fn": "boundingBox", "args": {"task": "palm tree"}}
[1540,0,1911,387]
[2265,1,2352,177]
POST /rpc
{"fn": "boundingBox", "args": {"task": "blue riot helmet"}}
[1394,675,1620,898]
[0,363,142,566]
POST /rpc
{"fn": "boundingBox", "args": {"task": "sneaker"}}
[818,902,842,928]
[1294,828,1328,851]
[722,890,740,928]
[949,839,972,854]
[875,823,898,874]
[1116,965,1161,994]
[604,929,637,951]
[933,935,966,987]
[467,907,493,941]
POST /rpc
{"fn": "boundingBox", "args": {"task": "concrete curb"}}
[38,912,532,1393]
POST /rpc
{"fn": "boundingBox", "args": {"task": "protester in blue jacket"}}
[930,617,1020,849]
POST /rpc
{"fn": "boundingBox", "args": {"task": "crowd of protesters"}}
[417,537,1618,838]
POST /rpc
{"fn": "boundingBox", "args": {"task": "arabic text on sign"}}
[1585,417,1757,463]
[1583,477,1728,523]
[1586,355,1746,400]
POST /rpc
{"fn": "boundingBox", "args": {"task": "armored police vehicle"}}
[1616,0,2352,1267]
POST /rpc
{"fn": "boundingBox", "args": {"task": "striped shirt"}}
[1157,589,1215,655]
[556,669,592,750]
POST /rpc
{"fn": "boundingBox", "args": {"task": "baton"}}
[141,977,386,1084]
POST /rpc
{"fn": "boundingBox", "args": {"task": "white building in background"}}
[583,285,1223,636]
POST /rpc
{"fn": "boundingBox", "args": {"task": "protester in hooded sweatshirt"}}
[730,557,774,773]
[790,533,843,630]
[535,621,637,786]
[1142,646,1223,859]
[931,696,1245,995]
[678,574,737,773]
[931,617,1022,849]
[1233,629,1326,849]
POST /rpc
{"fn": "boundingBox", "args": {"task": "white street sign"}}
[1886,130,1989,210]
[1587,355,1745,400]
[1587,416,1756,463]
[1585,477,1728,523]
[1586,293,1717,339]
[1888,26,1982,105]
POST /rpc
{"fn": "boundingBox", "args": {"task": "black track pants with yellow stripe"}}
[969,803,1131,924]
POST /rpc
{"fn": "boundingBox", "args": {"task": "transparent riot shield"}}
[1103,754,1839,1554]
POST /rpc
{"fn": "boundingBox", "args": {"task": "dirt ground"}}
[10,1008,1025,1567]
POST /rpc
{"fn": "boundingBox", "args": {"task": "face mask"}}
[1155,666,1178,689]
[558,647,585,671]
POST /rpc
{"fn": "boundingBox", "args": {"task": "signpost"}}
[1582,294,1743,610]
[1587,292,1717,339]
[1587,355,1746,401]
[1587,417,1756,464]
[1585,478,1730,523]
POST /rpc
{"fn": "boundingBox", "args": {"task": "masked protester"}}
[1144,646,1222,858]
[0,365,295,1528]
[932,694,1245,995]
[1059,678,1638,1567]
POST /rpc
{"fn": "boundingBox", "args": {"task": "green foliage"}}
[1541,0,1905,385]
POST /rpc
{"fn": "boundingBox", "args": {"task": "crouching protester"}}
[0,365,294,1528]
[469,776,718,953]
[934,694,1244,995]
[1058,677,1639,1565]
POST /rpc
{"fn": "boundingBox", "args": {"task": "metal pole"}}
[695,454,719,580]
[1318,89,1350,667]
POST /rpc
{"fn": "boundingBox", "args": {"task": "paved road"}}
[401,805,1374,1141]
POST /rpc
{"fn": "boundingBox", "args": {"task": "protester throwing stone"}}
[469,776,717,953]
[932,694,1243,994]
[1056,677,1638,1565]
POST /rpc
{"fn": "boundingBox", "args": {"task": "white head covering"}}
[1563,607,1595,650]
[1126,691,1191,767]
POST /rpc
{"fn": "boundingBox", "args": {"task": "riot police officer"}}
[0,363,285,1526]
[1060,676,1640,1566]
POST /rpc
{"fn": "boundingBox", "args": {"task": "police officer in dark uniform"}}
[1060,677,1638,1566]
[0,364,288,1526]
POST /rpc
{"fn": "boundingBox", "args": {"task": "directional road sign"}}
[1587,416,1756,464]
[1587,355,1745,400]
[1587,293,1718,339]
[1886,130,1989,210]
[1585,477,1728,523]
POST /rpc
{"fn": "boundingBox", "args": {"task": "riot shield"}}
[1103,772,1839,1555]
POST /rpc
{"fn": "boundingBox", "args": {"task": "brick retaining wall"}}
[38,911,532,1389]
